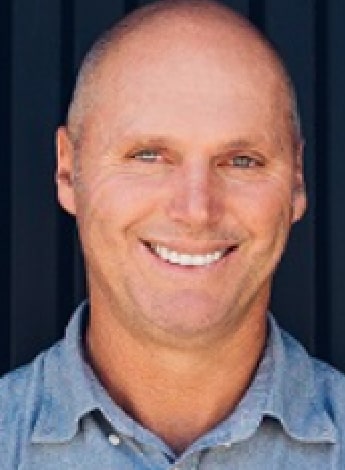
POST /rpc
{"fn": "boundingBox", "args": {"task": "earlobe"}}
[292,185,307,223]
[55,126,77,216]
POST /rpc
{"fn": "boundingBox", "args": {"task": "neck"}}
[86,302,267,454]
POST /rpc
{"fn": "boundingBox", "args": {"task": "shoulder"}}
[281,327,345,392]
[312,356,345,418]
[0,342,62,466]
[308,356,345,455]
[0,340,64,410]
[281,327,345,433]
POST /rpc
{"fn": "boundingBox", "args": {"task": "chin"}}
[142,291,236,338]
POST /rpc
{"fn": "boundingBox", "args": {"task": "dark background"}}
[1,0,345,375]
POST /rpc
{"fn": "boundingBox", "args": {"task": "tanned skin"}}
[56,1,306,454]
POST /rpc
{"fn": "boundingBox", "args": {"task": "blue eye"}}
[132,149,160,162]
[232,155,259,168]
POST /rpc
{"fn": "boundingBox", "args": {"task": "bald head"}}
[56,0,307,345]
[66,0,301,150]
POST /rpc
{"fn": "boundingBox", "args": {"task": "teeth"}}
[153,244,225,266]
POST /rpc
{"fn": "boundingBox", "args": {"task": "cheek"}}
[74,168,164,236]
[225,175,294,240]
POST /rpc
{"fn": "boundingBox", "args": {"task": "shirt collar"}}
[262,315,337,444]
[31,301,98,443]
[188,314,337,452]
[31,304,337,446]
[31,301,161,446]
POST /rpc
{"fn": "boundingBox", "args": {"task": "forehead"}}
[83,12,290,149]
[102,12,280,85]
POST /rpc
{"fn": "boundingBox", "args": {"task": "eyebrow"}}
[123,136,173,151]
[215,138,262,153]
[117,135,264,154]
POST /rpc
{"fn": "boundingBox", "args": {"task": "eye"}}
[231,155,261,168]
[217,153,263,169]
[131,149,161,163]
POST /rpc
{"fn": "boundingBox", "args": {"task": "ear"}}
[55,126,76,216]
[292,140,307,223]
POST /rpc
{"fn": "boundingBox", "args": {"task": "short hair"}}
[66,0,302,150]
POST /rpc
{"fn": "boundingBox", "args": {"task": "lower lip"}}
[141,242,237,271]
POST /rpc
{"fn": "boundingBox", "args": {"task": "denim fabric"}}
[1,301,344,469]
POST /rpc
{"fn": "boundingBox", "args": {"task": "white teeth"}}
[158,246,170,260]
[152,244,225,266]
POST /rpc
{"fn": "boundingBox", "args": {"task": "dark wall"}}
[1,0,345,374]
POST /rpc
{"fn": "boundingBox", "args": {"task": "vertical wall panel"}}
[328,0,345,372]
[314,0,331,362]
[264,0,317,353]
[74,0,126,66]
[10,0,61,368]
[0,0,12,375]
[221,0,250,15]
[2,0,345,374]
[56,0,79,335]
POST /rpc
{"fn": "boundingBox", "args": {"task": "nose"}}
[166,160,221,230]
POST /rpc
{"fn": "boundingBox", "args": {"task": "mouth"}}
[143,241,235,267]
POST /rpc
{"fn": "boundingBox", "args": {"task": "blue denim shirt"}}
[1,301,345,469]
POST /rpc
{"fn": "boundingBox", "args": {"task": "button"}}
[108,434,121,446]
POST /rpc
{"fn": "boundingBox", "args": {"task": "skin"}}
[56,5,306,454]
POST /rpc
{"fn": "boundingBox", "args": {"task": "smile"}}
[147,243,230,266]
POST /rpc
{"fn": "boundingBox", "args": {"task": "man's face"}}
[57,24,306,343]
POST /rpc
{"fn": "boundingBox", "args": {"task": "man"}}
[1,0,344,468]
